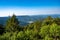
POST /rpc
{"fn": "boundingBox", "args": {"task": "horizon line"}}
[0,13,60,17]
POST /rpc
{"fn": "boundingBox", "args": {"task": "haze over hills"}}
[0,14,60,26]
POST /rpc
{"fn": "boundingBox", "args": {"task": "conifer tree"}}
[5,14,20,32]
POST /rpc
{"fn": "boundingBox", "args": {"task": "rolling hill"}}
[0,14,60,26]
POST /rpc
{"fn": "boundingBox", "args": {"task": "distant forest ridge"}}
[0,14,60,26]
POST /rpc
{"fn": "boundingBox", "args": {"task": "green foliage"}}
[43,16,53,25]
[0,32,11,40]
[40,23,60,40]
[54,17,60,25]
[0,15,60,40]
[10,32,17,40]
[5,14,20,32]
[44,35,53,40]
[50,23,60,40]
[17,31,25,40]
[40,25,50,37]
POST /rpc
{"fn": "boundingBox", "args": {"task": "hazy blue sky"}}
[0,0,60,17]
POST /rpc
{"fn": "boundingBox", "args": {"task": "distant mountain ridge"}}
[0,14,60,26]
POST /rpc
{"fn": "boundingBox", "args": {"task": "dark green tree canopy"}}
[5,14,20,32]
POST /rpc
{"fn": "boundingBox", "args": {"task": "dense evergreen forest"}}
[0,14,60,40]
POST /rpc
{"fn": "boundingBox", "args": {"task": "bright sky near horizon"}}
[0,0,60,17]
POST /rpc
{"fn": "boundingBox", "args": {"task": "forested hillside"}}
[0,14,60,40]
[0,14,60,26]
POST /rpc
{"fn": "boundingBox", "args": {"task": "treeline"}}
[0,14,60,40]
